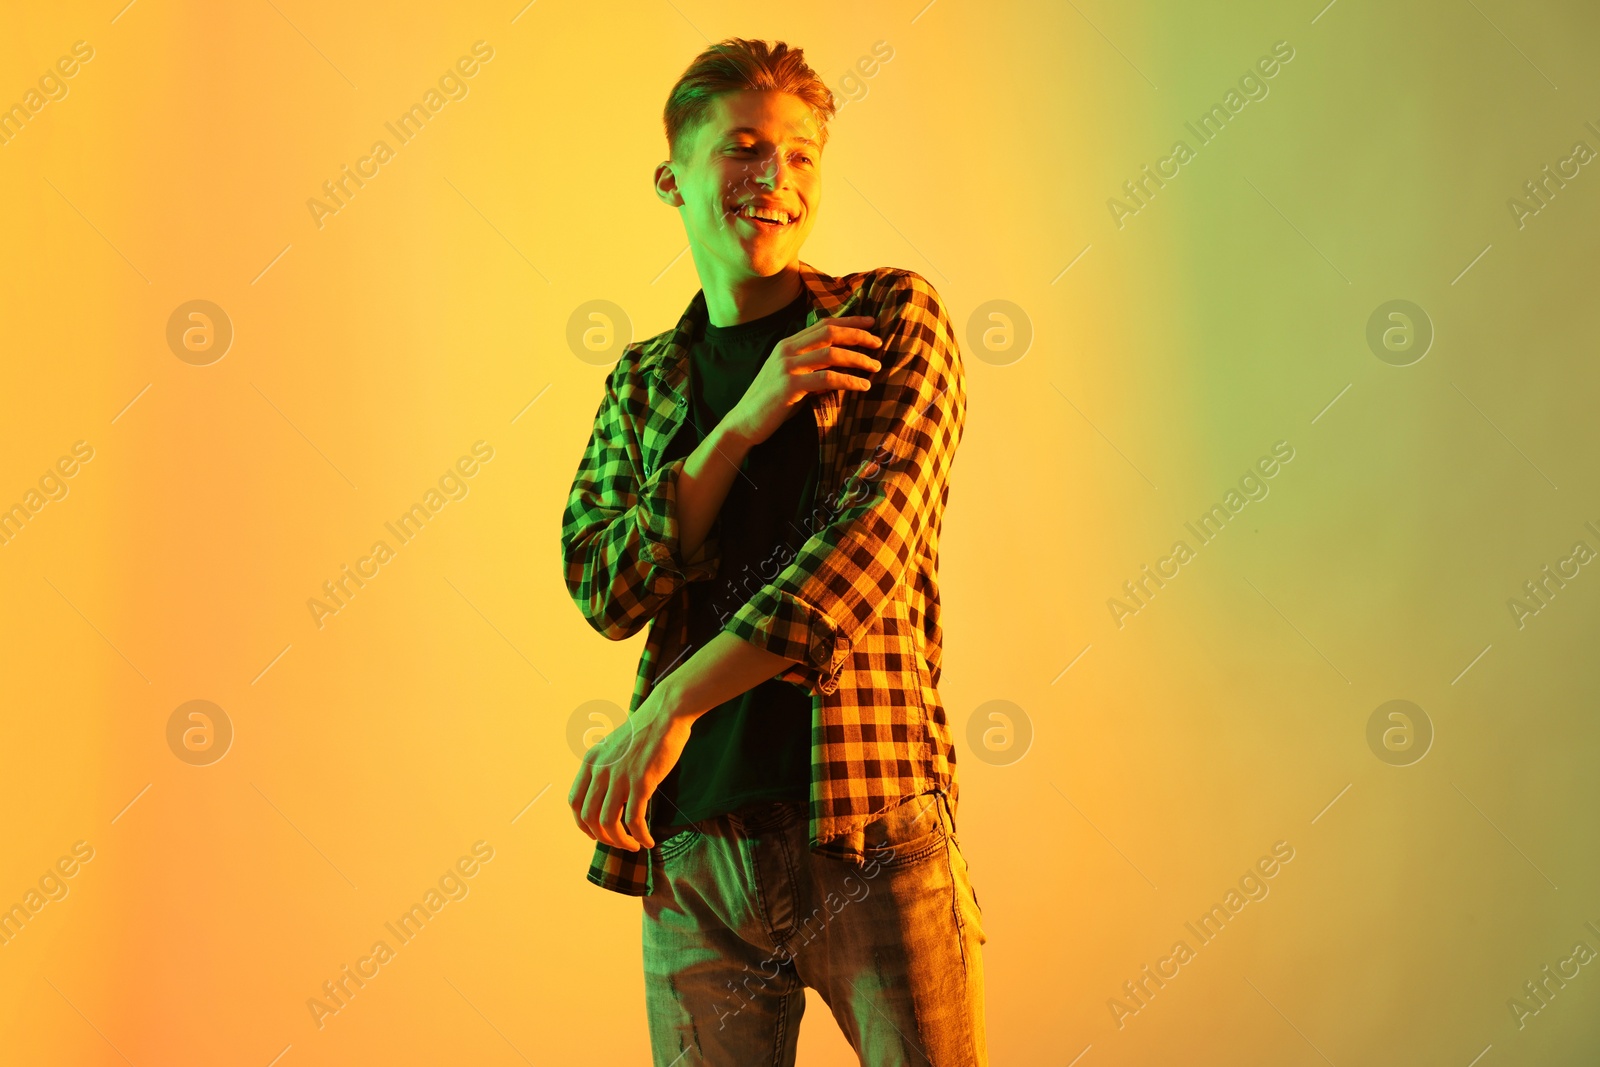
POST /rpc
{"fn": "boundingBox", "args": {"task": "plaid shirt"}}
[561,261,968,896]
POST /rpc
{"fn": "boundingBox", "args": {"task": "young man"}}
[561,38,985,1065]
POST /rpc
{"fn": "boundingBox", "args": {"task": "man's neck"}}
[701,263,803,328]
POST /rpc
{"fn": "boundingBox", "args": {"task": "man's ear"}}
[654,161,685,208]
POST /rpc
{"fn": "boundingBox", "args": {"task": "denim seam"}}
[767,813,805,951]
[945,828,969,978]
[745,827,783,954]
[770,971,795,1066]
[940,787,971,979]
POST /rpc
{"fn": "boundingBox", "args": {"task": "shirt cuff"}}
[722,585,853,694]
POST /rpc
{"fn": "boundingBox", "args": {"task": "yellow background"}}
[2,0,1597,1063]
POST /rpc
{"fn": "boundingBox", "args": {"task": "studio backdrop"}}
[1,0,1597,1063]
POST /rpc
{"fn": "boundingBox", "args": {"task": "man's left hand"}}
[567,688,693,851]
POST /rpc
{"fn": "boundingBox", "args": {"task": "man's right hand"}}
[722,316,883,448]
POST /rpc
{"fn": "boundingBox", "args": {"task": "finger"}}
[624,791,656,851]
[601,782,641,851]
[599,776,641,851]
[568,759,597,839]
[790,346,883,381]
[801,368,876,394]
[820,325,883,349]
[786,325,882,359]
[580,763,611,844]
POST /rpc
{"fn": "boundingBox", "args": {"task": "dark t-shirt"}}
[649,289,818,838]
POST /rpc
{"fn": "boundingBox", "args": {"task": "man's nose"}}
[753,150,785,187]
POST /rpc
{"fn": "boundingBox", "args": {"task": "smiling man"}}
[561,37,985,1065]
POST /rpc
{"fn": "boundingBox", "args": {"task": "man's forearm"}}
[654,628,802,722]
[677,421,754,563]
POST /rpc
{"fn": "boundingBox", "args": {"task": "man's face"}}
[658,89,823,279]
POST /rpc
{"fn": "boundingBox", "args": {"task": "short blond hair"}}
[663,37,837,161]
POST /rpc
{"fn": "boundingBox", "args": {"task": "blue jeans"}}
[641,787,988,1065]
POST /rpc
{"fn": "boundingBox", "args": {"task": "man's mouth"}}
[728,203,796,231]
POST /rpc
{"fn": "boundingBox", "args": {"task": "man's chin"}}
[729,246,798,277]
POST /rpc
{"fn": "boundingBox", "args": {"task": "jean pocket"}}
[861,790,947,870]
[654,824,702,864]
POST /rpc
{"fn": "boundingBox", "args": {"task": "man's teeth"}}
[737,205,791,224]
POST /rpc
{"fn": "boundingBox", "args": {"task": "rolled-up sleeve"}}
[561,355,719,641]
[720,270,966,694]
